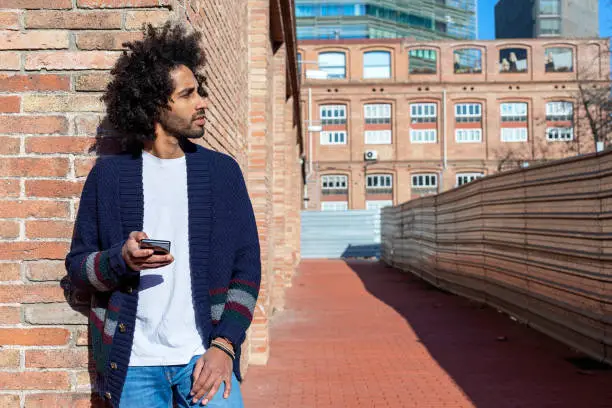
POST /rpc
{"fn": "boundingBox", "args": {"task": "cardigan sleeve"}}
[65,162,134,293]
[211,159,262,347]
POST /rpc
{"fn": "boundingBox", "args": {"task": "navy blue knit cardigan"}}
[65,142,261,407]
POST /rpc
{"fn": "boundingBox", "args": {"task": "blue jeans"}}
[119,355,244,408]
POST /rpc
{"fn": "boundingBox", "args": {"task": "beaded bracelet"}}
[211,340,235,360]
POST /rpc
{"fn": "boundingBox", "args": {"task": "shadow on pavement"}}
[346,259,612,408]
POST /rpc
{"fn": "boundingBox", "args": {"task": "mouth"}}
[193,116,206,126]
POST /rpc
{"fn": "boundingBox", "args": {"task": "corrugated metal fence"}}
[381,151,612,365]
[301,210,381,259]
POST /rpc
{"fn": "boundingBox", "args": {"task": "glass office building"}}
[296,1,478,41]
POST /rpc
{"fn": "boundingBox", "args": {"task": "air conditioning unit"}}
[364,150,378,161]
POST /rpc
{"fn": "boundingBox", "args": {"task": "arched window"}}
[363,51,391,79]
[544,47,573,72]
[453,48,482,74]
[318,52,346,78]
[409,49,437,74]
[499,48,528,73]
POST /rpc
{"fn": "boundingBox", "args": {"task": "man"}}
[66,22,260,408]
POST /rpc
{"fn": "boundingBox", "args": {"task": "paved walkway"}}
[241,260,612,408]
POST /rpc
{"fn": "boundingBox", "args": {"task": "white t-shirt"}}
[129,151,205,366]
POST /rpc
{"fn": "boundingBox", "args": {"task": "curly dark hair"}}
[102,21,208,153]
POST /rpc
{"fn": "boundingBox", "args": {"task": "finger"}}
[202,378,223,406]
[130,248,155,259]
[191,359,205,395]
[192,366,211,401]
[223,376,231,399]
[139,262,172,269]
[194,370,216,402]
[141,254,173,264]
[129,231,148,242]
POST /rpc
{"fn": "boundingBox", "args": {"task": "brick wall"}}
[0,0,302,404]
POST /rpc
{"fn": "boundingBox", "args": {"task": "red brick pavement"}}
[241,260,612,408]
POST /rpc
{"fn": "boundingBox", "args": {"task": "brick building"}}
[0,0,302,405]
[298,37,610,211]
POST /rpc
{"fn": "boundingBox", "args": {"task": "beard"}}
[158,112,205,140]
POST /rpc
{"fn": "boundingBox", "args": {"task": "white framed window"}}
[365,130,391,144]
[318,52,346,78]
[363,51,391,79]
[321,175,348,190]
[501,102,528,122]
[366,200,393,211]
[546,101,573,121]
[547,127,573,141]
[456,173,483,187]
[320,105,346,125]
[321,201,348,211]
[412,174,438,188]
[455,103,482,122]
[410,129,437,143]
[364,104,391,124]
[366,174,392,190]
[320,131,347,145]
[501,127,528,142]
[411,103,437,123]
[455,129,482,143]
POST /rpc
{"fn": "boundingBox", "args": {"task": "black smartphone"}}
[140,239,171,255]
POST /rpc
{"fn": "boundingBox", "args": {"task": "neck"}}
[144,125,185,159]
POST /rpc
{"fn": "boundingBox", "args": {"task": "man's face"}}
[158,65,208,140]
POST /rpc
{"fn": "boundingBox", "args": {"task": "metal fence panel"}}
[301,210,381,259]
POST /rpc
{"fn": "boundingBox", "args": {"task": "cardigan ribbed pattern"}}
[65,142,261,407]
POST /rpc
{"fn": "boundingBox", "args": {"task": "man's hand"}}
[122,231,174,271]
[190,343,233,405]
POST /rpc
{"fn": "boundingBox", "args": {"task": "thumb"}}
[129,231,148,242]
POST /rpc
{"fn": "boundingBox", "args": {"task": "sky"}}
[477,0,612,39]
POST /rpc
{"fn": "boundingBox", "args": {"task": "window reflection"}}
[545,47,573,72]
[409,49,437,74]
[454,48,482,74]
[499,48,528,73]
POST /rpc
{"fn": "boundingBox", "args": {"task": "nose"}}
[196,94,208,111]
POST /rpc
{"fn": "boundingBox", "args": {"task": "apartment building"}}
[495,0,599,39]
[298,37,610,210]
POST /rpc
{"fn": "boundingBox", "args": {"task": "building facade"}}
[296,0,477,41]
[298,37,610,211]
[495,0,599,39]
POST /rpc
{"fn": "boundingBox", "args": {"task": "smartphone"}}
[140,239,171,255]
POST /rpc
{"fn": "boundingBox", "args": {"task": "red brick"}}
[0,51,20,70]
[0,349,20,368]
[0,136,20,154]
[25,51,120,70]
[76,31,142,50]
[26,260,65,281]
[25,136,95,154]
[0,284,65,303]
[0,179,20,197]
[0,95,20,113]
[0,74,70,92]
[75,157,96,177]
[0,115,67,134]
[74,115,103,135]
[125,9,170,30]
[26,220,74,239]
[0,0,72,8]
[0,241,70,260]
[77,0,161,7]
[0,200,69,218]
[0,372,70,390]
[0,157,69,177]
[0,328,69,346]
[25,394,98,408]
[26,349,89,368]
[26,179,85,198]
[0,262,20,280]
[0,31,69,50]
[0,220,19,239]
[0,306,20,324]
[26,11,122,29]
[75,72,111,91]
[0,11,20,30]
[0,395,19,408]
